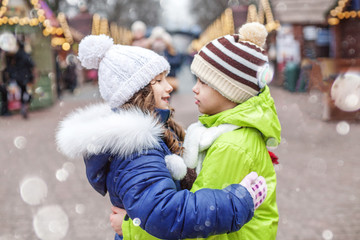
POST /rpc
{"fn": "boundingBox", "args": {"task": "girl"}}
[56,34,267,240]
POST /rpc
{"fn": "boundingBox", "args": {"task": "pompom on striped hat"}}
[190,22,271,103]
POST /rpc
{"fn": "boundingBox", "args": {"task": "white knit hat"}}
[191,22,272,103]
[78,34,170,108]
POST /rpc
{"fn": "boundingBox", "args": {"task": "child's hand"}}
[239,172,267,209]
[110,206,127,236]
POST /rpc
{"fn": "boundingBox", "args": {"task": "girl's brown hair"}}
[121,84,185,155]
[122,83,196,190]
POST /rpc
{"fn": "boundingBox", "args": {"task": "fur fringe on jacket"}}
[56,103,163,158]
[56,103,187,180]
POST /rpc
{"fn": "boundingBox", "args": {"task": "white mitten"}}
[239,172,267,209]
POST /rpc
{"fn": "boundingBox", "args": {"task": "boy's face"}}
[150,72,173,110]
[192,78,237,115]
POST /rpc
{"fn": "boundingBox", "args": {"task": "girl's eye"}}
[150,79,162,85]
[198,79,205,84]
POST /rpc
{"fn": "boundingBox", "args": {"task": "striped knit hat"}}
[191,22,271,103]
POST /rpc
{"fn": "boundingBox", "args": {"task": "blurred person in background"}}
[62,54,78,94]
[0,32,18,116]
[0,48,11,116]
[3,39,35,119]
[131,20,150,49]
[149,26,182,91]
[54,52,63,99]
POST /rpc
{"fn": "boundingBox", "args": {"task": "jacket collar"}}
[154,108,171,123]
[198,86,281,146]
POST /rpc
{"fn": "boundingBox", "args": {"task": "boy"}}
[183,22,281,239]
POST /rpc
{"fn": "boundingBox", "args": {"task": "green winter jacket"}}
[122,86,281,239]
[188,85,281,240]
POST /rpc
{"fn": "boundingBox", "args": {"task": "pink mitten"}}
[239,172,267,209]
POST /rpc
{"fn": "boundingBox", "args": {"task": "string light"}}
[62,42,70,51]
[328,0,359,25]
[55,28,63,36]
[0,0,72,50]
[328,17,340,25]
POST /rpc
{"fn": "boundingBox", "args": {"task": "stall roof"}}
[271,0,337,24]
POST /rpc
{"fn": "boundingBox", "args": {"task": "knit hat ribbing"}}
[191,22,270,103]
[78,34,170,108]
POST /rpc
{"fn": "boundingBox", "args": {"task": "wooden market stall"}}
[308,0,360,120]
[0,0,73,110]
[0,0,133,111]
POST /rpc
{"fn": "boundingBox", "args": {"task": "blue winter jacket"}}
[56,104,254,239]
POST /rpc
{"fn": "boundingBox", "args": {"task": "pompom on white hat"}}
[191,22,271,103]
[78,34,170,108]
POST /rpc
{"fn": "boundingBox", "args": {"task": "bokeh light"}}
[56,168,69,182]
[331,72,360,112]
[308,93,319,103]
[62,162,75,174]
[13,136,27,149]
[75,203,85,214]
[20,176,48,205]
[33,205,69,240]
[322,229,333,240]
[336,121,350,135]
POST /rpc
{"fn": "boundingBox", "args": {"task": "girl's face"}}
[192,78,237,115]
[150,72,173,109]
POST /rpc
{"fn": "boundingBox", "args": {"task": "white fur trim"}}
[164,154,187,180]
[56,103,163,158]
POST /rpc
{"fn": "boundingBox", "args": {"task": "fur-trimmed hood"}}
[56,103,187,180]
[56,103,164,159]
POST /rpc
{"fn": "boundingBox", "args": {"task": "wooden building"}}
[309,0,360,120]
[0,0,73,110]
